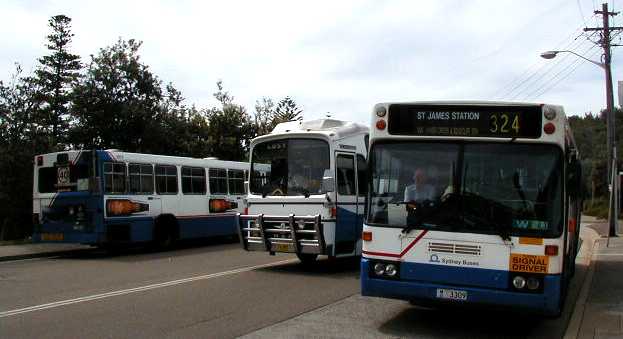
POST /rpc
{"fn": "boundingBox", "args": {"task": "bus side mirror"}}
[322,176,335,192]
[244,181,249,194]
[566,162,582,197]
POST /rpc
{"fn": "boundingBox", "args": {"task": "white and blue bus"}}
[33,150,249,247]
[361,101,582,316]
[237,119,369,263]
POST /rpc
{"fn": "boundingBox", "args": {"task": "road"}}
[0,231,591,339]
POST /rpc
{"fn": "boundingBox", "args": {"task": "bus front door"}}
[335,153,358,255]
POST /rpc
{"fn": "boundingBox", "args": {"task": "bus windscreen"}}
[387,104,542,138]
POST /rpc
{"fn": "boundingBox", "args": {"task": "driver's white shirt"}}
[404,183,435,202]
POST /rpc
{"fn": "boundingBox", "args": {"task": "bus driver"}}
[404,168,436,203]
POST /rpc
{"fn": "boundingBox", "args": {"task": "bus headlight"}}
[527,277,540,290]
[385,264,398,277]
[512,276,527,289]
[373,263,386,276]
[544,107,557,120]
[375,106,387,117]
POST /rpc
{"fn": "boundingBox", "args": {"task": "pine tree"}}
[34,15,81,149]
[273,96,303,124]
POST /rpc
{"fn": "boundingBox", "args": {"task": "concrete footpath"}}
[568,222,623,339]
[0,242,90,262]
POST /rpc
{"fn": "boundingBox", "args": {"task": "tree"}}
[254,97,276,136]
[273,96,303,124]
[34,15,81,149]
[206,81,255,160]
[0,65,44,240]
[70,39,168,153]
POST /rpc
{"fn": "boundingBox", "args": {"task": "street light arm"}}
[541,50,605,69]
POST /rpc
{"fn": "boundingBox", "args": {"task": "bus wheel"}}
[297,253,318,265]
[153,216,177,250]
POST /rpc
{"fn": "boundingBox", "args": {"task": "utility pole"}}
[584,3,623,237]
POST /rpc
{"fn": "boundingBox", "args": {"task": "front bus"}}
[361,102,582,316]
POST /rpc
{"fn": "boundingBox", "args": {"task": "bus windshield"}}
[250,138,330,196]
[367,141,563,237]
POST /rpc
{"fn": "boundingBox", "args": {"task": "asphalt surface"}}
[0,230,592,339]
[0,239,360,338]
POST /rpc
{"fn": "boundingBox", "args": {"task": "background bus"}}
[237,119,369,263]
[361,101,582,316]
[33,150,248,247]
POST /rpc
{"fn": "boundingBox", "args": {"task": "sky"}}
[1,0,622,125]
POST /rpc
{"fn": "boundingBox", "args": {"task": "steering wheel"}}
[270,188,284,195]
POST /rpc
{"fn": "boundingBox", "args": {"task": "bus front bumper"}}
[360,258,562,315]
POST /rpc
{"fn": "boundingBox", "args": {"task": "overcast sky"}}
[1,0,621,125]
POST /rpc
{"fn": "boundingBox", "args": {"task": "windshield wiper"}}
[461,193,512,241]
[464,212,511,241]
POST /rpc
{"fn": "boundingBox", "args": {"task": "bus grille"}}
[428,242,481,256]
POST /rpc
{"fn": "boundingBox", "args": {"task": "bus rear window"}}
[38,165,91,193]
[38,167,57,193]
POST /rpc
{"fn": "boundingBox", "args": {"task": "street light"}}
[540,50,605,69]
[540,49,618,237]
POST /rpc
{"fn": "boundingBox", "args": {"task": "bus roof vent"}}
[271,119,368,137]
[203,157,219,160]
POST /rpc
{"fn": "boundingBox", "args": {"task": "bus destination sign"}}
[387,104,542,138]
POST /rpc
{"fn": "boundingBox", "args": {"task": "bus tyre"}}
[297,253,318,265]
[153,216,177,250]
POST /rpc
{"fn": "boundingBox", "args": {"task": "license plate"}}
[41,233,64,241]
[274,243,291,252]
[436,288,467,301]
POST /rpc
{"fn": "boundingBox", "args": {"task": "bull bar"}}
[236,213,326,254]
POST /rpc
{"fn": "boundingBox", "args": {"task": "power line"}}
[516,42,597,100]
[503,37,590,100]
[525,45,600,100]
[491,25,588,100]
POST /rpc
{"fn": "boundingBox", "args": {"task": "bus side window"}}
[104,162,127,194]
[155,165,178,194]
[228,169,245,195]
[209,168,228,195]
[357,155,367,197]
[129,164,154,194]
[182,166,206,195]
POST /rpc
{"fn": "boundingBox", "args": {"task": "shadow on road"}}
[378,305,540,338]
[258,256,360,277]
[49,235,242,262]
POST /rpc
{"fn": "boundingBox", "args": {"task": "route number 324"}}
[490,113,520,134]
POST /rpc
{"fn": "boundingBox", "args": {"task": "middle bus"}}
[237,119,369,263]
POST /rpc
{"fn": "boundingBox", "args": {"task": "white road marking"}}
[0,258,297,318]
[0,257,56,264]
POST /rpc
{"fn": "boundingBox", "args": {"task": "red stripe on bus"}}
[362,230,428,258]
